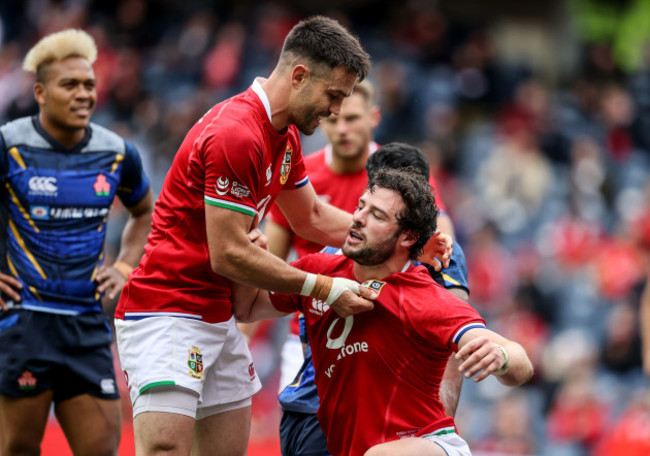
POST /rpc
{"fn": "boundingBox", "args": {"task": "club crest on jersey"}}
[280,146,292,185]
[93,174,111,196]
[216,176,230,196]
[188,346,204,379]
[361,280,387,295]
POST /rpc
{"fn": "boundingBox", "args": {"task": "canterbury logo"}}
[28,176,57,194]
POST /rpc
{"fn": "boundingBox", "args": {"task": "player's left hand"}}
[248,228,268,250]
[420,231,453,271]
[95,265,128,300]
[455,336,508,382]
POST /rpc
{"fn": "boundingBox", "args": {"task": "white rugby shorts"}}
[115,315,262,418]
[421,429,473,456]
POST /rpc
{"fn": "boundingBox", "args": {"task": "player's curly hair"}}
[281,16,370,81]
[369,166,438,261]
[23,29,97,82]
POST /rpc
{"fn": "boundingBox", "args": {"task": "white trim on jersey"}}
[204,195,257,217]
[452,322,487,345]
[251,78,272,122]
[124,312,203,320]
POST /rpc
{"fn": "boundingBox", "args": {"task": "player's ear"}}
[291,65,309,89]
[399,231,417,249]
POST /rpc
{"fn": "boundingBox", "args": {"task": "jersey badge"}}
[188,346,204,379]
[361,280,387,296]
[93,174,111,197]
[216,176,230,196]
[17,370,37,391]
[280,145,292,185]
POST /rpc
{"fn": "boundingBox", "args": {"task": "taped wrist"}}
[493,344,511,376]
[112,261,134,280]
[300,273,333,302]
[300,274,359,306]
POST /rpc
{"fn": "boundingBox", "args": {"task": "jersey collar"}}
[252,78,272,123]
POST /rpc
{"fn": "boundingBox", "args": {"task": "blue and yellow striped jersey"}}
[0,116,150,315]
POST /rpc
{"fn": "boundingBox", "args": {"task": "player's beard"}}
[294,103,321,135]
[343,230,400,266]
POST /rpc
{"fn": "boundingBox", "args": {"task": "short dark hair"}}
[366,142,430,181]
[369,167,438,260]
[281,16,370,81]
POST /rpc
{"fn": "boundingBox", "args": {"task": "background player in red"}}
[234,164,533,456]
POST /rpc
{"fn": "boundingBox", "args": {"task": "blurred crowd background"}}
[3,0,650,455]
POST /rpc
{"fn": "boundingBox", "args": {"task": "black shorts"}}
[280,410,330,456]
[0,309,120,403]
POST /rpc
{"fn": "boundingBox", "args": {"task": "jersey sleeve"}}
[117,140,151,207]
[202,127,263,218]
[404,278,485,351]
[428,173,447,213]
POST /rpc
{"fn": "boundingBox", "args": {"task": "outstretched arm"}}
[206,204,375,317]
[456,327,533,387]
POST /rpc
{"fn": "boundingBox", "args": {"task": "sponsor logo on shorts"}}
[280,147,292,185]
[188,346,204,379]
[361,280,387,296]
[123,370,132,392]
[248,362,256,381]
[216,176,230,196]
[17,370,37,390]
[93,173,111,196]
[230,181,250,198]
[100,378,116,395]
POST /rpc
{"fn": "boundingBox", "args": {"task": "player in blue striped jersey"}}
[0,29,153,456]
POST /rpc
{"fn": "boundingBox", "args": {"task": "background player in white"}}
[234,164,533,456]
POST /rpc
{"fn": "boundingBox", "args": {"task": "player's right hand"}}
[0,272,22,311]
[330,286,376,317]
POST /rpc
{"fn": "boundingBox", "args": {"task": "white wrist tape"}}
[300,273,317,297]
[324,277,360,305]
[493,344,511,376]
